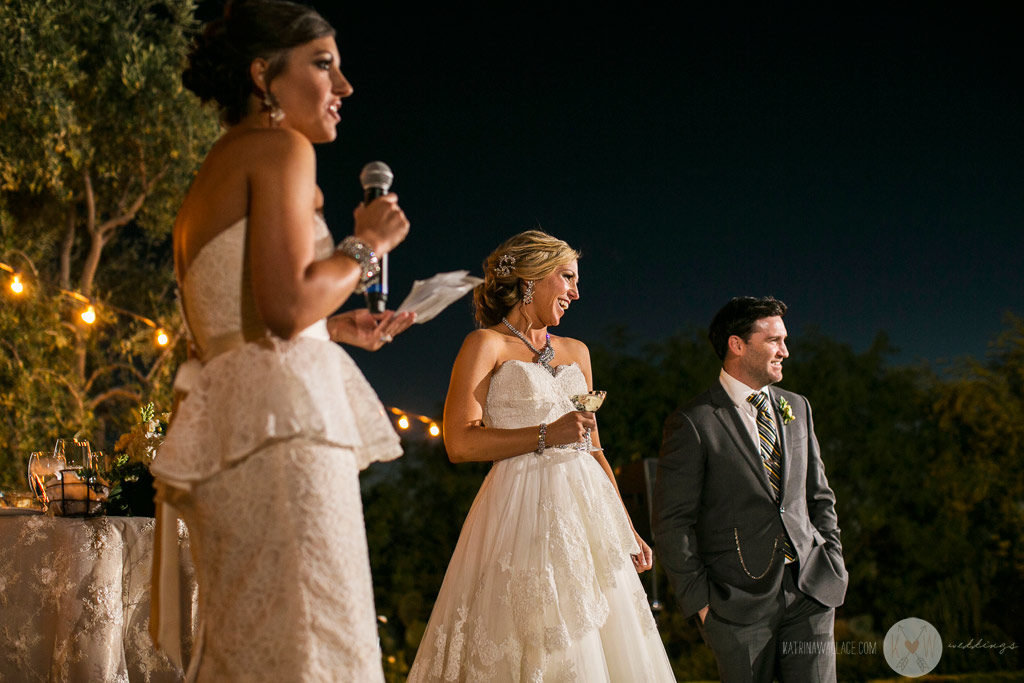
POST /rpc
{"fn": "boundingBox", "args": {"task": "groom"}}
[653,296,848,682]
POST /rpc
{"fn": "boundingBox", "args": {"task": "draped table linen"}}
[0,514,196,682]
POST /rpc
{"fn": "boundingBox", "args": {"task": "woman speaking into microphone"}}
[151,1,412,679]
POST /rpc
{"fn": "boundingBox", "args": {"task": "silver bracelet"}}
[536,423,547,454]
[337,236,381,294]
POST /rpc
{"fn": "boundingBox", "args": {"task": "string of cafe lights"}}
[1,260,441,438]
[2,259,171,346]
[390,407,441,438]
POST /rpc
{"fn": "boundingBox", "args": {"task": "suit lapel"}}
[710,383,774,498]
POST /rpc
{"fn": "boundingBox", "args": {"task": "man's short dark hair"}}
[708,296,788,360]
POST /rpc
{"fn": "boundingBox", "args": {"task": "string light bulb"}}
[1,257,440,433]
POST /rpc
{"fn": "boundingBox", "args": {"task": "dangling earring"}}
[262,91,284,125]
[522,280,535,304]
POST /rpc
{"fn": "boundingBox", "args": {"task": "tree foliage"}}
[0,0,219,489]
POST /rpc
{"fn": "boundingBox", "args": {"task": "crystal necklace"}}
[501,317,556,375]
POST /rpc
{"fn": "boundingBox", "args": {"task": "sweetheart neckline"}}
[492,358,580,379]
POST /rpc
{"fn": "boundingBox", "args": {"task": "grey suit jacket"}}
[653,381,848,624]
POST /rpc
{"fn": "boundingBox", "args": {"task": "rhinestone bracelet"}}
[336,236,381,294]
[536,423,547,454]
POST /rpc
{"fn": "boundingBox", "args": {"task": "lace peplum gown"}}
[408,360,676,682]
[150,215,401,682]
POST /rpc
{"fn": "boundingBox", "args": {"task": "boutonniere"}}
[778,397,796,425]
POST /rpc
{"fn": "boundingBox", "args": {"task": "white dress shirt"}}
[718,368,776,451]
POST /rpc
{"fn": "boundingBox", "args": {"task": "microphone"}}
[359,161,394,314]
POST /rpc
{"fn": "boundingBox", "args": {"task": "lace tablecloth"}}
[0,514,197,682]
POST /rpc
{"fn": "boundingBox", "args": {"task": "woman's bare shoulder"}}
[552,334,590,361]
[455,327,515,367]
[174,128,316,270]
[210,126,313,168]
[460,327,507,353]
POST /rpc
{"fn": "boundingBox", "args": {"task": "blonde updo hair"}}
[473,229,581,327]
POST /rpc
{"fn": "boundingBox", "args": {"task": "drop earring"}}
[262,91,284,124]
[522,280,535,304]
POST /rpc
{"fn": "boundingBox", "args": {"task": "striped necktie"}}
[747,391,797,562]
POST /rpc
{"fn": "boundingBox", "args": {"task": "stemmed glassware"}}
[93,450,110,474]
[27,451,67,504]
[46,438,107,515]
[570,390,607,453]
[54,438,94,471]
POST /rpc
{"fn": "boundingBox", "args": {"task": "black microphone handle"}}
[363,187,388,313]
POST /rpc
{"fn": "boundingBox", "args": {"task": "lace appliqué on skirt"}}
[411,448,664,682]
[408,361,673,682]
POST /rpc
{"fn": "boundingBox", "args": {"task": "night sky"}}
[234,2,1022,418]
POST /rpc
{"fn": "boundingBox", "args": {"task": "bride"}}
[408,230,675,682]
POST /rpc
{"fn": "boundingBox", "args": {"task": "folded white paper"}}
[397,270,483,323]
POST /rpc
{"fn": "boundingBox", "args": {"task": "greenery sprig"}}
[778,397,796,425]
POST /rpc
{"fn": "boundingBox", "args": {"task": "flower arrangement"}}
[103,402,167,516]
[778,397,796,425]
[113,402,166,465]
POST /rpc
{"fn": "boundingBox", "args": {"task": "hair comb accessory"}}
[494,254,515,277]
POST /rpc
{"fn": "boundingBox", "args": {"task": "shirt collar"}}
[719,368,772,413]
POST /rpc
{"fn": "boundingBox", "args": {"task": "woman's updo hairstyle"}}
[183,0,335,125]
[474,229,581,327]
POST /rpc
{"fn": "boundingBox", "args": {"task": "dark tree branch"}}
[34,368,84,415]
[0,338,23,369]
[83,170,97,236]
[60,207,76,290]
[85,362,148,393]
[1,249,41,279]
[87,387,143,411]
[97,164,168,241]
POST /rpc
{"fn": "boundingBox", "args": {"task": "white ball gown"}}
[408,359,676,682]
[150,215,401,681]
